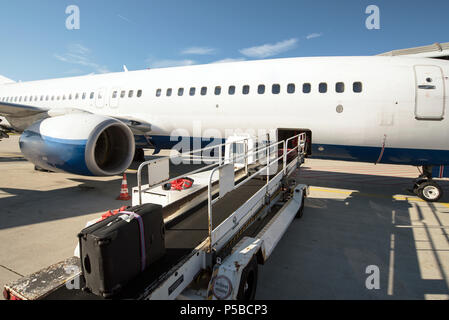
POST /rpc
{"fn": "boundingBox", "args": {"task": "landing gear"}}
[133,148,145,162]
[412,166,443,202]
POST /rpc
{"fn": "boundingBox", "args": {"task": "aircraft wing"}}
[0,101,48,117]
[0,100,151,134]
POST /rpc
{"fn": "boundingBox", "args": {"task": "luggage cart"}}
[3,133,308,301]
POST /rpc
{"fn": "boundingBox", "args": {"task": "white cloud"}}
[211,58,246,64]
[239,38,298,58]
[181,47,216,55]
[306,33,323,40]
[147,59,196,69]
[117,14,133,24]
[54,44,110,74]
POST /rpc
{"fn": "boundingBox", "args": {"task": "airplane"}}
[0,43,448,202]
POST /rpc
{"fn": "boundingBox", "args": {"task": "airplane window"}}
[242,85,250,95]
[190,87,196,96]
[228,86,235,95]
[63,95,66,100]
[353,82,363,93]
[303,83,311,93]
[113,91,118,98]
[336,82,345,93]
[90,92,94,99]
[69,94,72,100]
[75,93,79,100]
[178,88,184,96]
[215,86,221,95]
[19,97,22,102]
[57,96,60,100]
[287,83,295,94]
[41,96,44,101]
[35,96,38,101]
[258,85,265,94]
[137,90,142,97]
[120,91,126,98]
[319,83,327,93]
[129,90,134,98]
[272,84,280,94]
[167,88,172,97]
[51,96,54,101]
[46,96,49,101]
[82,93,86,99]
[201,87,207,96]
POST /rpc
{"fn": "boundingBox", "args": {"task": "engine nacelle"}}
[19,114,135,176]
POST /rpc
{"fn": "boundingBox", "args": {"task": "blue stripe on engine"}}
[20,130,93,176]
[42,135,87,145]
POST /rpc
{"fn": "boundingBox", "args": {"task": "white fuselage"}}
[1,56,448,165]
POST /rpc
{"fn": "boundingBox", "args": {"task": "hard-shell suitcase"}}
[78,203,165,297]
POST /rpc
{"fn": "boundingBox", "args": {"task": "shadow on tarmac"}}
[256,167,449,299]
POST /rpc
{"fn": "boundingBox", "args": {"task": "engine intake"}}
[19,114,135,176]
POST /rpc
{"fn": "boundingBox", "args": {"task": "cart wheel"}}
[236,256,258,300]
[417,181,443,202]
[295,192,305,219]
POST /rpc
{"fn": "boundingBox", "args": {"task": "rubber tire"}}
[295,192,305,219]
[412,179,426,196]
[236,256,258,300]
[417,181,443,202]
[34,165,53,173]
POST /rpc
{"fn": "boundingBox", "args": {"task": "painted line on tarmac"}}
[309,186,449,207]
[0,264,24,277]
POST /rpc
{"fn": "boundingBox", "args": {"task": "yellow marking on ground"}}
[310,186,449,207]
[125,169,138,173]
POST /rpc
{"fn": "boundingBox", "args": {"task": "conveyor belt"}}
[43,177,267,300]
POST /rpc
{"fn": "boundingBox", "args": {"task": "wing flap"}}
[0,101,48,117]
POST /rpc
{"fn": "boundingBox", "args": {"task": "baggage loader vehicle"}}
[3,132,309,300]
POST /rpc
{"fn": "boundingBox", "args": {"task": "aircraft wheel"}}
[34,165,52,173]
[133,148,145,162]
[236,256,258,300]
[417,181,443,202]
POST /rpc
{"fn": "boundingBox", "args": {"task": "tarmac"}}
[1,135,448,300]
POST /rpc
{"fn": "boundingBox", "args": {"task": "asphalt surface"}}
[1,135,448,300]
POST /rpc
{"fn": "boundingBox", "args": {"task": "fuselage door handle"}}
[418,85,436,90]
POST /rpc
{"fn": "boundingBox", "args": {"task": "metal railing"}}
[136,136,259,205]
[206,133,306,252]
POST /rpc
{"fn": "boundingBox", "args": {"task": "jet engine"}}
[19,113,135,176]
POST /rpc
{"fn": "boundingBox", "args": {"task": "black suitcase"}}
[78,203,165,297]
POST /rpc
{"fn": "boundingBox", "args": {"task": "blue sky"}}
[0,0,448,81]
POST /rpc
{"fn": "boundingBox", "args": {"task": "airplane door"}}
[414,65,445,120]
[96,88,105,108]
[110,88,120,108]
